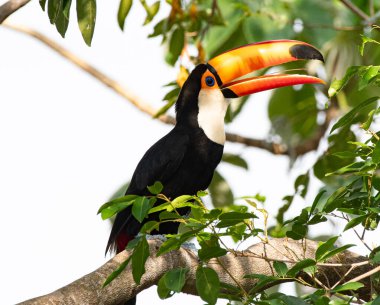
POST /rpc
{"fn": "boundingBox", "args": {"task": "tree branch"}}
[2,23,332,156]
[339,0,371,22]
[18,238,375,305]
[0,0,30,24]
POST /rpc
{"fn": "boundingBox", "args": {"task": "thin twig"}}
[331,265,356,289]
[0,0,30,23]
[301,22,364,31]
[369,0,375,17]
[339,0,371,22]
[348,265,380,283]
[341,213,373,252]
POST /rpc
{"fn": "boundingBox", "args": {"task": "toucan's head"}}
[175,40,325,145]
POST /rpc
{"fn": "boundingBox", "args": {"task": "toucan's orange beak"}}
[206,40,325,98]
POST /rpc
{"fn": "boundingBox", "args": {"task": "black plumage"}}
[106,64,224,254]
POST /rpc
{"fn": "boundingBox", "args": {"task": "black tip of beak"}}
[222,88,239,98]
[290,44,325,63]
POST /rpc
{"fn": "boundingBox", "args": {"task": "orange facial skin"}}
[201,70,219,90]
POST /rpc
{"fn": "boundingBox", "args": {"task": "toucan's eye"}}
[205,76,215,87]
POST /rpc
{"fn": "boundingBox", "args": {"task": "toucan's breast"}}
[197,88,228,145]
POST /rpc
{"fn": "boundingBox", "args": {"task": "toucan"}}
[106,40,324,304]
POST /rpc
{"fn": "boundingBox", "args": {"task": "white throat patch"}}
[197,89,229,145]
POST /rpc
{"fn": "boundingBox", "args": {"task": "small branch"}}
[339,0,371,22]
[302,22,364,31]
[369,0,375,17]
[0,0,30,23]
[348,265,380,284]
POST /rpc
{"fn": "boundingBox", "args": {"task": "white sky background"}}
[1,1,375,305]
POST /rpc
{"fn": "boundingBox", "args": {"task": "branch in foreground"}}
[2,23,333,157]
[0,0,30,24]
[19,238,374,305]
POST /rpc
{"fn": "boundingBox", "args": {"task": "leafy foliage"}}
[102,31,380,304]
[36,0,380,303]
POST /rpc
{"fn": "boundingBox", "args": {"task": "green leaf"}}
[197,190,208,197]
[358,66,380,91]
[142,1,160,25]
[273,261,288,277]
[147,181,163,195]
[344,214,367,231]
[157,237,183,256]
[221,153,248,170]
[278,294,309,305]
[371,247,380,263]
[97,194,137,214]
[154,99,176,118]
[198,236,227,261]
[159,211,181,220]
[55,0,72,37]
[216,211,256,228]
[48,0,63,24]
[132,235,149,284]
[203,209,222,220]
[319,244,355,261]
[76,0,96,46]
[332,282,364,292]
[40,0,47,11]
[330,96,379,133]
[371,295,380,305]
[166,26,184,66]
[361,109,377,131]
[328,66,359,97]
[245,274,281,294]
[140,220,159,233]
[286,259,316,278]
[102,256,131,287]
[219,211,257,220]
[294,173,310,198]
[171,195,193,207]
[157,276,172,299]
[196,266,220,305]
[315,236,338,261]
[310,190,326,214]
[117,0,133,30]
[360,35,380,56]
[372,141,380,164]
[286,223,307,240]
[163,268,189,292]
[332,151,358,159]
[101,200,134,220]
[132,196,153,223]
[209,170,234,207]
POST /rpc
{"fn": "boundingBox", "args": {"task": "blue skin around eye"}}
[205,76,215,87]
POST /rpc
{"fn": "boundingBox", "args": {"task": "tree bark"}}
[18,238,376,305]
[0,0,30,23]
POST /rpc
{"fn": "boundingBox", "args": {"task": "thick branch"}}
[19,238,375,305]
[2,23,334,157]
[0,0,30,23]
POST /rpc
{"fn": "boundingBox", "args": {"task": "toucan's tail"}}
[106,207,139,304]
[106,206,140,255]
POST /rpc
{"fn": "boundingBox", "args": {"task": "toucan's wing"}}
[106,127,189,254]
[128,127,190,195]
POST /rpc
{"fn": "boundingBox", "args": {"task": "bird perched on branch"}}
[106,39,324,305]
